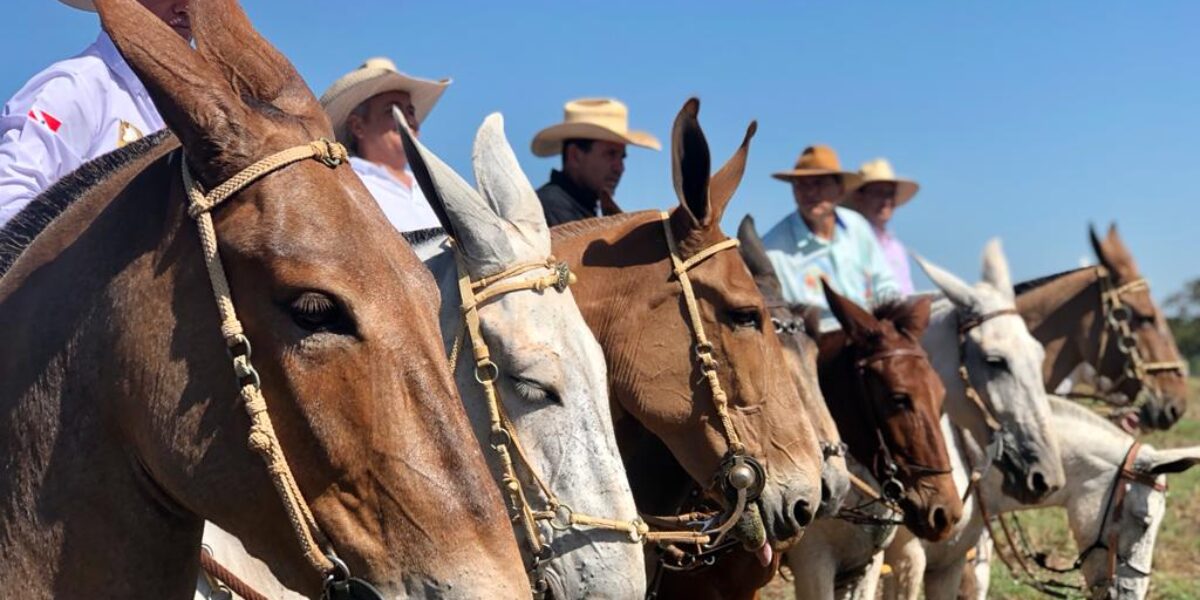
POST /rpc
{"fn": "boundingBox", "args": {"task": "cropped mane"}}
[0,130,174,277]
[549,210,655,242]
[872,298,913,324]
[1013,266,1092,296]
[401,227,446,245]
[1048,395,1130,440]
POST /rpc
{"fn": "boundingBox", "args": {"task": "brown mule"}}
[1015,224,1189,430]
[816,284,962,541]
[0,1,525,598]
[551,100,825,568]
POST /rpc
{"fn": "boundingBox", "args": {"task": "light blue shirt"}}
[762,207,900,330]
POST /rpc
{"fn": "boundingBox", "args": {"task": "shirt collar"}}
[351,156,414,188]
[789,209,846,246]
[549,169,599,215]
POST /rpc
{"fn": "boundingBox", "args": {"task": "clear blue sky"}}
[5,1,1198,301]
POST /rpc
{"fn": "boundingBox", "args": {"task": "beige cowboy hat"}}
[530,98,661,158]
[852,158,920,206]
[320,57,451,147]
[771,144,862,191]
[58,0,96,10]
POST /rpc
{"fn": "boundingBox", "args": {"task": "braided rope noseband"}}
[181,139,352,586]
[447,241,708,595]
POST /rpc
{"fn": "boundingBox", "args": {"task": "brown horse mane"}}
[549,210,654,241]
[401,227,447,246]
[1013,266,1092,296]
[870,298,925,337]
[0,130,174,277]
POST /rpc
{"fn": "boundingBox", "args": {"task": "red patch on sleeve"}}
[27,109,62,133]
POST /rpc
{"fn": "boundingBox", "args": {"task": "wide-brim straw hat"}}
[530,98,661,158]
[59,0,96,11]
[320,57,451,147]
[852,158,920,207]
[771,144,861,190]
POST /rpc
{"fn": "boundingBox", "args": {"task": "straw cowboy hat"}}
[530,98,661,158]
[58,0,96,10]
[853,158,920,206]
[771,144,862,191]
[319,57,451,147]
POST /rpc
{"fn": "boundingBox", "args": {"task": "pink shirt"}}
[874,227,914,295]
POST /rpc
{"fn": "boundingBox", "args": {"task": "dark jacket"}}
[536,169,599,226]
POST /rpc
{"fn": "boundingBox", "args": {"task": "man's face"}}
[140,0,190,39]
[791,174,844,221]
[567,140,627,197]
[348,91,416,166]
[853,182,898,229]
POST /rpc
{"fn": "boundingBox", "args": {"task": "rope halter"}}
[446,241,708,595]
[658,211,765,546]
[181,139,365,593]
[1093,267,1187,401]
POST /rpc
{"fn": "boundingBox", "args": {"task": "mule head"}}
[917,240,1065,505]
[1074,445,1200,599]
[819,283,961,540]
[1090,224,1188,430]
[402,114,644,597]
[738,215,850,518]
[653,98,823,546]
[95,0,526,595]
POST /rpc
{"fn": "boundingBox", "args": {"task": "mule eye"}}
[729,308,762,330]
[985,355,1008,370]
[290,292,343,332]
[511,376,560,404]
[892,393,913,409]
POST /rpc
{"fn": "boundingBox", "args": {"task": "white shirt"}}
[349,156,441,232]
[0,32,165,228]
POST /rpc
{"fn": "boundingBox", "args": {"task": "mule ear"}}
[96,0,250,181]
[472,113,549,248]
[822,279,880,344]
[1138,446,1200,476]
[981,238,1014,301]
[914,253,977,310]
[671,98,712,227]
[192,0,320,119]
[897,295,934,338]
[397,109,509,268]
[708,121,757,222]
[737,215,775,278]
[1089,223,1113,271]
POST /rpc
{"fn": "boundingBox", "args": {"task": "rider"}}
[320,57,451,233]
[761,144,900,330]
[843,158,921,295]
[0,0,189,229]
[530,97,660,225]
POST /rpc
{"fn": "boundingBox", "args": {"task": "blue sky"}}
[4,1,1198,301]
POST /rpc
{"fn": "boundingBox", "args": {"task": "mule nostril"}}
[793,499,814,527]
[1028,470,1050,496]
[821,482,832,503]
[929,505,949,533]
[1165,403,1181,425]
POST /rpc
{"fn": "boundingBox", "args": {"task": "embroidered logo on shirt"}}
[117,120,143,148]
[27,109,62,133]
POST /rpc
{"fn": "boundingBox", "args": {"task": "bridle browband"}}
[182,139,383,599]
[445,242,706,597]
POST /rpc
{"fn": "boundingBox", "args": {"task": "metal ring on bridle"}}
[474,360,500,384]
[548,504,576,531]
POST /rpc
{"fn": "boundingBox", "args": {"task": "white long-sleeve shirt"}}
[0,32,164,228]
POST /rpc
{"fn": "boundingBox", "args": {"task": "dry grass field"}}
[761,378,1200,599]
